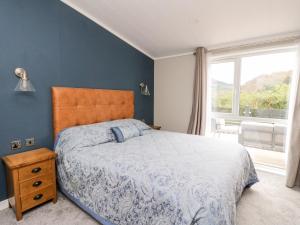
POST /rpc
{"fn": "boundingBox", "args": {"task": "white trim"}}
[0,199,8,211]
[233,58,241,116]
[154,32,300,60]
[208,33,300,56]
[154,51,194,60]
[60,0,154,59]
[208,45,299,61]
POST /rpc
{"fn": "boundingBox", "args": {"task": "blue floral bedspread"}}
[55,122,258,225]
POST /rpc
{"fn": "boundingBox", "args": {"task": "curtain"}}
[187,47,207,135]
[286,71,300,187]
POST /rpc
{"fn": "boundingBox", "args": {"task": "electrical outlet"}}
[25,137,35,147]
[11,140,22,150]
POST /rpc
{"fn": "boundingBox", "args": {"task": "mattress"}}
[55,121,258,225]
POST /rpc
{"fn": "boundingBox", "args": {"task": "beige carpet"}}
[0,171,299,225]
[247,148,286,169]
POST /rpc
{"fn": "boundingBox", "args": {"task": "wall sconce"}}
[14,68,35,92]
[139,82,150,96]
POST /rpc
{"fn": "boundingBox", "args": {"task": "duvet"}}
[55,120,258,225]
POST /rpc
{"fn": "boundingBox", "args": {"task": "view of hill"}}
[212,70,292,92]
[241,71,292,92]
[211,70,292,118]
[211,79,232,91]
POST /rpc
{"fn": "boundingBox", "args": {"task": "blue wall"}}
[0,0,153,200]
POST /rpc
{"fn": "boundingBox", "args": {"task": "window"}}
[239,51,296,119]
[211,62,235,113]
[209,48,298,120]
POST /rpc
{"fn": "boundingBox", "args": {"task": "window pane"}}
[210,62,235,113]
[239,51,297,119]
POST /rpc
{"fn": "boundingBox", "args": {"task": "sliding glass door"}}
[208,47,298,169]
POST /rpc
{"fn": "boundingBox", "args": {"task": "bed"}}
[52,87,258,225]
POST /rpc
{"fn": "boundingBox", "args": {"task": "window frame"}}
[208,46,298,124]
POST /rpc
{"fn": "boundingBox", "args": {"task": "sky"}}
[210,51,297,85]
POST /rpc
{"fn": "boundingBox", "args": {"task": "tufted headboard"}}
[52,87,134,138]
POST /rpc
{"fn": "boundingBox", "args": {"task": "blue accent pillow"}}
[111,125,140,143]
[111,127,125,143]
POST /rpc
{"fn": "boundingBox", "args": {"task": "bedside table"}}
[2,148,57,221]
[150,125,161,130]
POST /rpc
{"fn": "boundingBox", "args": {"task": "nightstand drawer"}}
[18,160,52,181]
[20,175,53,197]
[21,185,54,212]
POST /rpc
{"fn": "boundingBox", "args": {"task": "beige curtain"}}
[286,73,300,187]
[187,47,207,135]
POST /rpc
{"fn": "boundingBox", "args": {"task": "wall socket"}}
[25,137,35,147]
[11,140,22,150]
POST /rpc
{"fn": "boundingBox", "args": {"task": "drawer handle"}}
[33,194,43,200]
[31,167,41,173]
[32,181,42,187]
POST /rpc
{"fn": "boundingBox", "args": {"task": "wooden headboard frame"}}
[52,87,134,138]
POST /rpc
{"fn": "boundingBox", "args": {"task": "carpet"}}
[0,171,299,225]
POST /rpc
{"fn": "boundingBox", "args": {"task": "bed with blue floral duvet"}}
[54,119,258,225]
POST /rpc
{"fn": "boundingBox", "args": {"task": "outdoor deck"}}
[210,132,285,170]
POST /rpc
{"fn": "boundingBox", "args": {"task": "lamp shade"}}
[139,82,150,96]
[14,68,36,92]
[142,85,150,96]
[14,79,36,92]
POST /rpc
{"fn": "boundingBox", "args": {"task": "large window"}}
[209,48,298,120]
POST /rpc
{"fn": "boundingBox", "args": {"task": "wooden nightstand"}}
[2,148,57,221]
[150,125,161,130]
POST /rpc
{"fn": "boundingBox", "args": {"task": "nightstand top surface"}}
[150,125,161,130]
[2,148,56,169]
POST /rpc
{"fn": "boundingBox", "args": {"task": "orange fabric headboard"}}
[52,87,134,138]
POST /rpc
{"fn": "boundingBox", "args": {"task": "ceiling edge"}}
[154,31,300,60]
[61,0,154,59]
[154,51,195,60]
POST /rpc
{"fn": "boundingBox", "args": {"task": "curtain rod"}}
[193,35,300,55]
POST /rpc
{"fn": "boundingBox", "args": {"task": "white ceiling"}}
[62,0,300,59]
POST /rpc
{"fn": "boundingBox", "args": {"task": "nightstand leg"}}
[16,211,22,221]
[51,159,57,204]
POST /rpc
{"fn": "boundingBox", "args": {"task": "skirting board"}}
[0,199,8,211]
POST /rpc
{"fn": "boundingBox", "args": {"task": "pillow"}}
[55,119,151,150]
[98,118,150,135]
[101,118,151,132]
[55,123,115,152]
[111,125,140,143]
[130,119,151,131]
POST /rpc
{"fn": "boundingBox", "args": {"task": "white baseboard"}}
[0,199,9,211]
